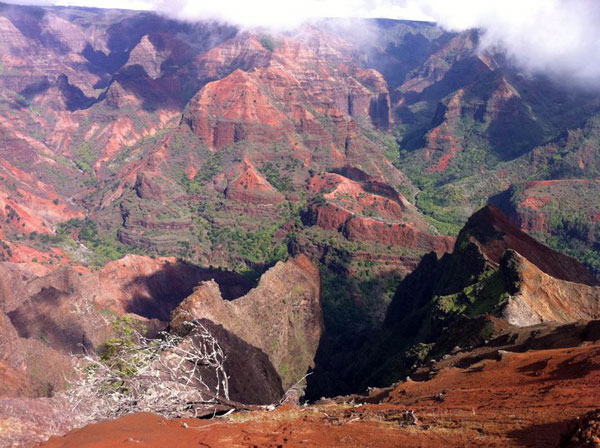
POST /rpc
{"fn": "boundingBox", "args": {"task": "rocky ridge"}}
[171,254,322,390]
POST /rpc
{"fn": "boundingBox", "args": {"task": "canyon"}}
[0,2,598,447]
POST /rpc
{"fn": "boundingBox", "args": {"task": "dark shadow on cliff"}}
[175,318,284,405]
[303,249,406,401]
[304,240,474,400]
[123,260,254,321]
[7,286,93,354]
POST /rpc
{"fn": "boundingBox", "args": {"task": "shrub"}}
[65,318,229,426]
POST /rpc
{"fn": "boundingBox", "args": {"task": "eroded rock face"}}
[304,171,454,255]
[0,254,252,396]
[342,218,454,254]
[222,158,285,205]
[0,311,71,397]
[501,250,600,326]
[387,205,600,329]
[171,255,322,390]
[124,35,168,80]
[97,254,252,319]
[166,319,284,405]
[460,204,599,286]
[183,33,393,157]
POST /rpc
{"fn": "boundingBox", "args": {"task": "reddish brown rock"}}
[0,160,84,241]
[184,68,291,150]
[461,204,599,286]
[306,203,353,231]
[425,89,464,173]
[123,35,168,80]
[171,255,322,390]
[343,217,454,255]
[183,33,393,160]
[501,250,600,326]
[222,158,285,205]
[0,254,252,396]
[500,179,600,234]
[309,172,405,221]
[400,31,480,94]
[306,171,454,254]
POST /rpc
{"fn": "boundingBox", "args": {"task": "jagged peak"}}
[458,204,599,286]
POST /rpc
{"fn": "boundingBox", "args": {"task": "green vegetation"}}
[258,34,278,52]
[207,224,288,265]
[26,218,127,267]
[101,315,146,350]
[98,316,149,380]
[262,162,295,192]
[73,142,95,175]
[433,270,510,319]
[319,247,403,334]
[196,152,223,184]
[406,342,434,363]
[540,205,600,275]
[506,182,600,276]
[181,174,202,195]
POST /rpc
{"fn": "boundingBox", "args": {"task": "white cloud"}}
[147,0,430,29]
[2,0,432,23]
[147,0,600,86]
[418,0,600,86]
[3,0,155,10]
[4,0,600,86]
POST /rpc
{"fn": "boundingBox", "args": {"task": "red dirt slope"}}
[40,340,600,447]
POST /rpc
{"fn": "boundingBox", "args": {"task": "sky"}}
[5,0,600,87]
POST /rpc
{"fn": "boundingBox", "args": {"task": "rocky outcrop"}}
[400,31,480,94]
[104,80,143,110]
[424,89,464,172]
[171,255,322,390]
[501,250,600,326]
[0,254,252,395]
[309,172,406,221]
[343,217,455,254]
[183,68,290,150]
[387,205,599,326]
[167,319,284,405]
[460,204,599,286]
[222,159,285,205]
[561,409,600,448]
[96,254,252,319]
[183,33,392,156]
[304,171,454,254]
[384,204,600,332]
[124,35,168,80]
